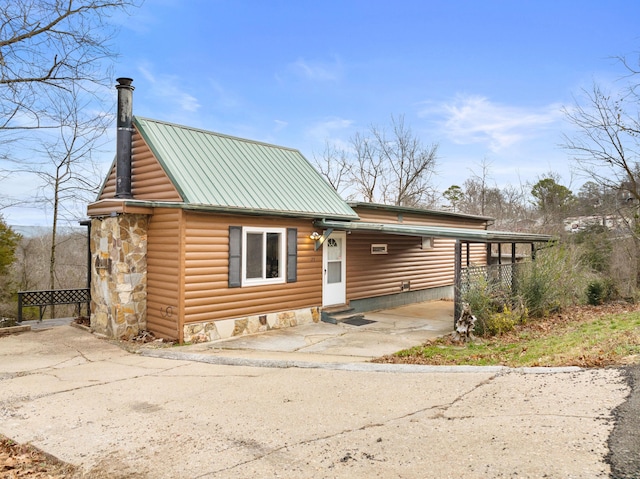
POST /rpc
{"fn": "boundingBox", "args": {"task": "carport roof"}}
[315,219,555,243]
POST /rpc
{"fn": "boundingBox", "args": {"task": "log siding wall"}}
[346,234,486,301]
[346,207,489,301]
[146,208,183,340]
[353,207,489,229]
[99,129,182,201]
[182,212,322,325]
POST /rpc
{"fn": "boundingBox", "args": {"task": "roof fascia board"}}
[95,154,116,200]
[316,219,555,243]
[88,199,357,220]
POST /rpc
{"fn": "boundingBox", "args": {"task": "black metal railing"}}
[17,288,90,323]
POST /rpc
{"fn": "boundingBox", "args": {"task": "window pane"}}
[327,261,341,284]
[266,232,281,278]
[246,233,263,279]
[327,237,342,261]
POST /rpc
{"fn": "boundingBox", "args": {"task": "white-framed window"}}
[241,227,286,286]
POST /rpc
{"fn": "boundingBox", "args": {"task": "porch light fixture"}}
[309,232,322,241]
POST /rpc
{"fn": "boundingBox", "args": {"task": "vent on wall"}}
[421,237,433,250]
[371,244,388,254]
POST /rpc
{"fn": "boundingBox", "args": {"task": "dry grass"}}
[375,302,640,368]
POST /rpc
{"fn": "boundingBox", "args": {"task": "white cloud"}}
[306,117,354,142]
[138,64,201,113]
[288,57,343,81]
[422,95,564,152]
[273,119,288,131]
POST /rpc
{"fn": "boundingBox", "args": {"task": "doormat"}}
[342,317,376,327]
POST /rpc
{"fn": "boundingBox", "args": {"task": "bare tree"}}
[458,159,499,217]
[0,0,136,132]
[0,0,137,213]
[563,61,640,285]
[313,115,439,206]
[563,83,640,205]
[349,131,385,203]
[18,85,108,292]
[11,229,87,318]
[451,159,533,231]
[373,115,438,206]
[312,141,352,197]
[499,183,533,231]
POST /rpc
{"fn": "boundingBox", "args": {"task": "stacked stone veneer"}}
[183,307,321,344]
[90,214,148,339]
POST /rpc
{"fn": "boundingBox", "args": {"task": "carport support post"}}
[454,240,462,327]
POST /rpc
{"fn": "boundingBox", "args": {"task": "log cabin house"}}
[86,78,552,343]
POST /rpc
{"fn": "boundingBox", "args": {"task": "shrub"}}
[461,276,495,323]
[573,224,612,274]
[515,243,588,317]
[484,305,520,336]
[461,276,527,337]
[586,278,617,305]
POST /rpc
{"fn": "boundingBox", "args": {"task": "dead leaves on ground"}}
[1,436,77,478]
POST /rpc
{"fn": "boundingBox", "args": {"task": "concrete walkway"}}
[0,315,631,478]
[174,300,455,365]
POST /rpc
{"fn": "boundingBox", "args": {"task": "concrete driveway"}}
[0,319,632,478]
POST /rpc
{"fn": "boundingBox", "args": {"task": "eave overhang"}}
[315,219,555,244]
[87,199,359,221]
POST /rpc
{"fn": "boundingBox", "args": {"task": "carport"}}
[315,218,555,323]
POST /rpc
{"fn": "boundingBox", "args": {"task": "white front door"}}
[322,231,346,306]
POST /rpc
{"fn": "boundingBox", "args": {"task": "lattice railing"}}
[459,263,516,295]
[17,288,90,322]
[455,263,518,323]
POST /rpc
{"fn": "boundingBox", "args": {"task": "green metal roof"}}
[133,117,358,220]
[315,219,555,243]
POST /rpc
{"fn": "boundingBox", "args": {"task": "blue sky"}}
[5,0,640,225]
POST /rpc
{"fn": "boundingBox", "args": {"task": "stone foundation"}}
[183,307,321,344]
[90,214,148,339]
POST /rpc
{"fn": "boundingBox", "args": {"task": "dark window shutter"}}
[229,226,242,288]
[287,228,297,283]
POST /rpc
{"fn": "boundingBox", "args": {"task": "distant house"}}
[86,78,552,343]
[563,215,627,233]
